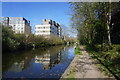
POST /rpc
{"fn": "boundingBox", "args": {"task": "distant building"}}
[2,17,9,27]
[35,19,62,38]
[2,17,31,35]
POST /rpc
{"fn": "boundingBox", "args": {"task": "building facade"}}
[2,17,31,35]
[35,19,62,38]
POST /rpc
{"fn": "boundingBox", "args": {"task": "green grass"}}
[67,68,75,80]
[85,44,120,79]
[75,45,82,55]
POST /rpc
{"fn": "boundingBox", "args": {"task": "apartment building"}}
[2,17,31,35]
[35,19,62,38]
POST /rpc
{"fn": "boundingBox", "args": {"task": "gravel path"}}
[60,46,115,79]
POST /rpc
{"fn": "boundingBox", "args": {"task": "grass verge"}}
[85,45,120,80]
[67,67,75,80]
[75,45,82,55]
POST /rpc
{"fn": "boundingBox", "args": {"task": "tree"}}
[70,2,120,48]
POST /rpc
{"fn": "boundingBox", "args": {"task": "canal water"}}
[2,45,75,79]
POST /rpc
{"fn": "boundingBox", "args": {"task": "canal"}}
[2,45,75,79]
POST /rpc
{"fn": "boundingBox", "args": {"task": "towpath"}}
[61,46,115,79]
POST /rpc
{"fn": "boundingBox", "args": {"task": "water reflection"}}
[2,45,75,78]
[35,52,61,70]
[8,61,24,72]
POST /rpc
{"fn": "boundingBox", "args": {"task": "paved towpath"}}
[61,46,115,79]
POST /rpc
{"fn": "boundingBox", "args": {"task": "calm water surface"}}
[2,45,75,79]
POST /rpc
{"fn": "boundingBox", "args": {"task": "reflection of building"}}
[35,52,61,70]
[2,17,31,35]
[8,61,24,72]
[35,19,62,38]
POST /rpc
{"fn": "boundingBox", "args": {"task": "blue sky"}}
[2,2,73,34]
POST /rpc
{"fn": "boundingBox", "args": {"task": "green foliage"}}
[2,26,20,51]
[70,2,120,79]
[64,37,76,44]
[2,25,65,52]
[70,2,120,46]
[85,44,120,78]
[75,45,82,55]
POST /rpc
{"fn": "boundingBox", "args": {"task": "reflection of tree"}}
[60,45,75,64]
[35,46,64,70]
[2,45,64,74]
[2,52,25,73]
[8,61,24,72]
[2,50,35,73]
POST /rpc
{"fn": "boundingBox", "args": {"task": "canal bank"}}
[60,46,115,79]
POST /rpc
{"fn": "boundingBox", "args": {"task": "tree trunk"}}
[105,1,112,47]
[106,13,112,46]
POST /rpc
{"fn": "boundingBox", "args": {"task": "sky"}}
[2,2,74,36]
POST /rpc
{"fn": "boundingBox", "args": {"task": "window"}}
[21,31,23,33]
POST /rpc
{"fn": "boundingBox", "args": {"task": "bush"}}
[75,45,82,55]
[85,44,120,78]
[2,25,66,52]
